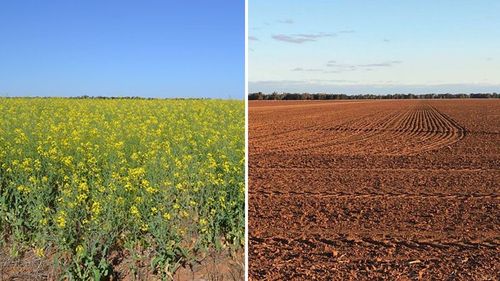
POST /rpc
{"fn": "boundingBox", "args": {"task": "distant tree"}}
[249,92,500,100]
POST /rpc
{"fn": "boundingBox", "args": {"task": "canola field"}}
[0,98,244,279]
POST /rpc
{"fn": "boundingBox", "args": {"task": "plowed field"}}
[249,100,500,280]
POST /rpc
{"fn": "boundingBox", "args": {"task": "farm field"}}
[249,99,500,280]
[0,98,244,280]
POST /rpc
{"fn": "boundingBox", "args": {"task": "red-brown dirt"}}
[249,99,500,280]
[0,247,243,280]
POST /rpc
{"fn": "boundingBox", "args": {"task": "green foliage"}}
[0,98,244,279]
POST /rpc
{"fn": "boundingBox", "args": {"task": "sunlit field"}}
[0,98,244,279]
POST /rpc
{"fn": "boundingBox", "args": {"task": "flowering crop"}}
[0,98,244,279]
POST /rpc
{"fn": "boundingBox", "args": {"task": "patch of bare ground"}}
[249,99,500,280]
[0,247,243,281]
[0,247,57,281]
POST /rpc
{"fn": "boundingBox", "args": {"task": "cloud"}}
[323,70,342,74]
[295,32,336,39]
[357,61,402,67]
[248,36,259,41]
[250,80,312,86]
[277,19,294,24]
[271,29,354,44]
[310,78,358,83]
[292,67,323,72]
[272,32,337,43]
[290,60,403,75]
[325,60,402,72]
[325,62,357,71]
[272,34,316,43]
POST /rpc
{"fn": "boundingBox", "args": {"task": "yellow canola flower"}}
[163,212,171,220]
[16,184,30,194]
[76,193,88,203]
[199,218,208,233]
[56,211,67,228]
[114,141,124,149]
[34,247,45,258]
[130,205,140,217]
[62,156,73,166]
[91,202,101,218]
[78,182,89,193]
[180,210,189,218]
[76,245,85,256]
[124,182,133,191]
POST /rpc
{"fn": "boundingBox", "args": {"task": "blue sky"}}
[249,0,500,94]
[0,0,243,98]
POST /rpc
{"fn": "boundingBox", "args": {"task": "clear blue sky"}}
[249,0,500,94]
[0,0,243,98]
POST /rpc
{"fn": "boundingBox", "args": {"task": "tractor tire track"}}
[250,236,500,251]
[250,190,500,200]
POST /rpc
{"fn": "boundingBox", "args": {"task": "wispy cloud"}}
[326,60,402,72]
[290,60,402,74]
[310,78,358,83]
[295,32,336,39]
[272,34,315,43]
[272,32,337,44]
[323,70,342,74]
[248,36,259,41]
[292,67,323,72]
[357,61,402,67]
[325,63,357,70]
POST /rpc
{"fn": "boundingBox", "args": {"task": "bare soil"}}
[249,99,500,280]
[0,247,243,281]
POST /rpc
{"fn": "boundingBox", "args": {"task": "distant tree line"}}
[248,92,499,100]
[71,95,213,100]
[0,95,214,100]
[73,95,153,100]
